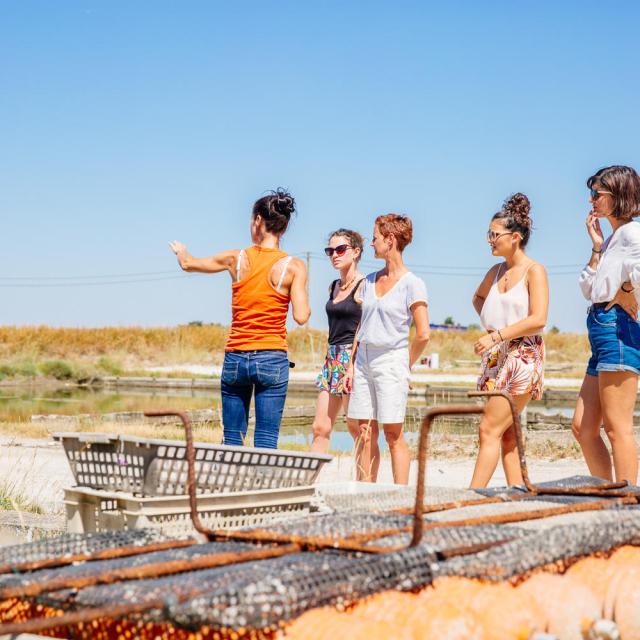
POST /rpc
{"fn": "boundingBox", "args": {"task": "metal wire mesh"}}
[0,541,254,592]
[364,523,525,549]
[3,478,640,635]
[52,522,528,629]
[317,484,482,512]
[0,529,175,569]
[71,545,437,630]
[439,509,640,580]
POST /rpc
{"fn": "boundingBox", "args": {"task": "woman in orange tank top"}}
[170,189,310,449]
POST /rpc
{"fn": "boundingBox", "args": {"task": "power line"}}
[0,275,191,288]
[0,253,585,288]
[0,270,178,281]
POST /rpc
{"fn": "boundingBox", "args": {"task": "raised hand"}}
[169,240,187,256]
[585,212,604,251]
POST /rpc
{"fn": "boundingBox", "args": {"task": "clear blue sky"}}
[1,1,639,332]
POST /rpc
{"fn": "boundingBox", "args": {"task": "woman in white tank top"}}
[471,193,549,488]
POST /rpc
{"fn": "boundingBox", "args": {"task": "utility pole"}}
[304,251,310,330]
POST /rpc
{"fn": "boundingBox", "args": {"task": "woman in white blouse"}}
[573,165,640,484]
[347,214,430,484]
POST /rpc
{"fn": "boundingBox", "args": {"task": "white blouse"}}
[579,221,640,303]
[357,272,428,349]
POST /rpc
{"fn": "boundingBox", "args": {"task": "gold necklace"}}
[339,274,357,291]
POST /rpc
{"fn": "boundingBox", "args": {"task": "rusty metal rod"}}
[144,410,211,537]
[208,526,408,552]
[0,538,197,576]
[396,491,508,516]
[0,598,167,636]
[416,496,636,530]
[383,497,637,552]
[411,404,484,546]
[0,543,301,601]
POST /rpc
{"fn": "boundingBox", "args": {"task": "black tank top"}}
[326,279,364,346]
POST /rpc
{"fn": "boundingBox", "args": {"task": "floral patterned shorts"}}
[477,335,545,401]
[316,344,353,395]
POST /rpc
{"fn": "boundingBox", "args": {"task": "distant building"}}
[429,323,468,332]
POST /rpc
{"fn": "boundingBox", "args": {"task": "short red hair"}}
[375,214,413,251]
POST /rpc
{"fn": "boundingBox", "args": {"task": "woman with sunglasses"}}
[347,214,430,484]
[311,229,365,458]
[572,166,640,485]
[471,194,548,488]
[170,189,310,449]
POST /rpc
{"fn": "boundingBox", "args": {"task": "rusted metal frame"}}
[409,391,634,546]
[411,404,484,546]
[0,543,301,601]
[0,538,197,576]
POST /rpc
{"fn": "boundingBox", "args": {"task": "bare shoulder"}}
[481,263,501,284]
[487,262,502,277]
[527,261,547,277]
[286,256,307,274]
[218,248,241,264]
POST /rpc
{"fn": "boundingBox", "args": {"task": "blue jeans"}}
[586,304,640,376]
[221,350,289,449]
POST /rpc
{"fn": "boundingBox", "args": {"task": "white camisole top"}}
[480,263,531,331]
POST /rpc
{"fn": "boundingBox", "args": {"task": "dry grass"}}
[0,326,589,379]
[0,419,223,442]
[427,430,595,460]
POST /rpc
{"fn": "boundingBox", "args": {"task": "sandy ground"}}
[0,436,591,515]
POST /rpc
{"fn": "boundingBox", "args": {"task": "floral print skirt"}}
[477,335,545,400]
[316,344,353,395]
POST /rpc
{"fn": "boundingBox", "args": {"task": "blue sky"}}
[1,1,639,331]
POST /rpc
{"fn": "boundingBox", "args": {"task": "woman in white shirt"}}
[471,194,548,488]
[347,214,430,484]
[573,165,640,485]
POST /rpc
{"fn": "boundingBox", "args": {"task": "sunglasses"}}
[486,230,514,243]
[590,189,613,200]
[324,244,351,257]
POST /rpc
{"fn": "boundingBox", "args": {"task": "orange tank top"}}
[225,246,291,352]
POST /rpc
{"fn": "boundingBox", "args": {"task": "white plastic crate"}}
[64,485,316,537]
[54,432,331,496]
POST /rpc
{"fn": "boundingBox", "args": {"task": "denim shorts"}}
[586,304,640,377]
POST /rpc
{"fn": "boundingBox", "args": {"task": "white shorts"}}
[347,344,410,424]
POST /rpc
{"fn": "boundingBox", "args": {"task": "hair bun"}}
[504,192,531,228]
[269,188,295,219]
